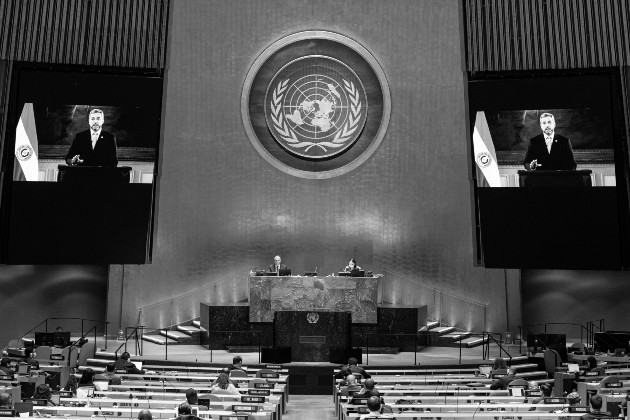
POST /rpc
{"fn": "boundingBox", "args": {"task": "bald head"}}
[346,374,357,385]
[137,410,152,420]
[528,381,539,391]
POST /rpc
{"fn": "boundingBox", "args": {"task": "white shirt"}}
[91,129,102,149]
[359,412,391,420]
[545,132,554,153]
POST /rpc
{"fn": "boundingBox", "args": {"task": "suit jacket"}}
[581,411,612,419]
[523,133,576,171]
[66,130,118,167]
[268,263,287,272]
[489,373,515,390]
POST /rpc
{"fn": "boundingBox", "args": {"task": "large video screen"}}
[14,103,157,183]
[1,66,163,264]
[469,72,630,269]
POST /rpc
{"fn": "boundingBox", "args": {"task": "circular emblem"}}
[476,151,492,168]
[265,56,367,159]
[306,312,319,324]
[242,31,391,179]
[16,145,34,161]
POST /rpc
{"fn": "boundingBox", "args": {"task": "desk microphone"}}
[471,400,482,418]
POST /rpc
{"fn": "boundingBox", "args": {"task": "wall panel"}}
[465,0,630,71]
[0,0,169,69]
[110,0,515,335]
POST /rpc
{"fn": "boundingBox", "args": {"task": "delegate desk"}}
[248,274,383,323]
[42,406,272,419]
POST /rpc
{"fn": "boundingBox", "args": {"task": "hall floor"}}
[283,395,335,420]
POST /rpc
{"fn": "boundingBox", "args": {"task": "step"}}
[419,321,440,332]
[441,332,471,341]
[177,325,202,335]
[192,320,201,328]
[359,347,400,355]
[460,336,489,348]
[431,327,455,336]
[159,330,191,341]
[145,334,179,345]
[510,355,529,364]
[226,346,261,353]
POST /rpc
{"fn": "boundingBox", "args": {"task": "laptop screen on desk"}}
[567,363,580,373]
[132,361,143,371]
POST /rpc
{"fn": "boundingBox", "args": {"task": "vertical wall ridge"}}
[0,0,170,71]
[465,0,630,71]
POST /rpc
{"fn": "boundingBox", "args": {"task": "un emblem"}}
[265,57,367,159]
[306,312,319,324]
[242,31,391,179]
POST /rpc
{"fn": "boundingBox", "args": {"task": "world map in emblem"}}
[265,56,368,159]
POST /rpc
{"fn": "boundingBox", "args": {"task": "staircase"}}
[141,319,205,346]
[421,321,489,348]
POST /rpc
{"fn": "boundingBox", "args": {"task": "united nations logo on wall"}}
[306,312,319,324]
[243,31,391,179]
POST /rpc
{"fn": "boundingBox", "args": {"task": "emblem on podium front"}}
[306,312,319,324]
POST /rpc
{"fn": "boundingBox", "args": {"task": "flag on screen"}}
[13,103,39,181]
[472,111,501,187]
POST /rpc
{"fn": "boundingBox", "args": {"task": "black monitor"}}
[350,269,365,277]
[54,332,71,347]
[35,332,55,346]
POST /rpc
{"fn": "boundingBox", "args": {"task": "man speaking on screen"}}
[65,108,118,167]
[523,112,576,171]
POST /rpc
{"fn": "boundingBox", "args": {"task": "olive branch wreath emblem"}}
[270,79,363,153]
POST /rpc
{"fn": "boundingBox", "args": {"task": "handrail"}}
[113,325,145,360]
[382,268,487,332]
[518,320,605,353]
[16,317,109,348]
[207,330,261,365]
[138,270,251,312]
[482,332,512,363]
[383,268,487,306]
[365,332,421,366]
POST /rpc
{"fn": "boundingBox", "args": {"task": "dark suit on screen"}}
[65,130,118,167]
[523,133,576,171]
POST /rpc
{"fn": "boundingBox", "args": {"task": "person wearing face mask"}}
[65,108,118,167]
[523,112,576,171]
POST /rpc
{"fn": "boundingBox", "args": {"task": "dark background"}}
[33,103,158,149]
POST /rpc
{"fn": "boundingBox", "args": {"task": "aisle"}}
[283,395,335,420]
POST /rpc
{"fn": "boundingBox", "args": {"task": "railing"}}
[364,333,423,366]
[114,325,146,360]
[382,268,487,332]
[482,332,512,363]
[137,270,251,330]
[518,319,605,353]
[207,330,261,364]
[16,317,109,348]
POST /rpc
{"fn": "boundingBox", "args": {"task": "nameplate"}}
[605,382,622,388]
[219,415,249,420]
[98,411,116,416]
[116,369,127,374]
[525,390,542,397]
[260,372,279,378]
[356,406,370,414]
[26,399,47,406]
[0,410,16,417]
[0,375,12,381]
[231,405,257,412]
[254,383,274,389]
[50,355,64,361]
[241,396,264,403]
[350,397,368,405]
[248,389,270,396]
[58,391,73,398]
[543,397,567,404]
[265,365,282,370]
[568,406,589,413]
[585,371,599,376]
